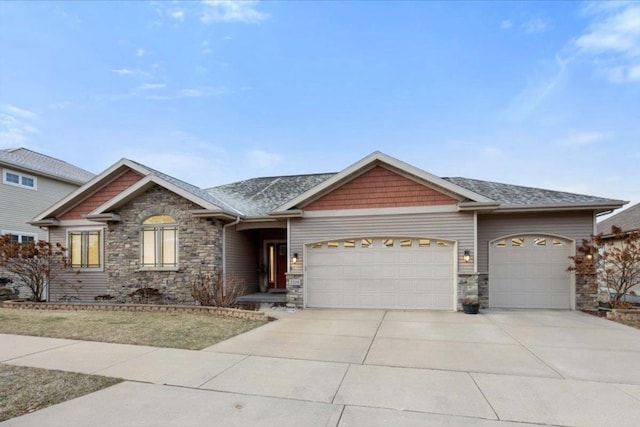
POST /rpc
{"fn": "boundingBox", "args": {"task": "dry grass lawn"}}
[0,308,266,350]
[612,318,640,330]
[0,364,121,422]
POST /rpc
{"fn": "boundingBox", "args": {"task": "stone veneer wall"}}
[286,271,304,308]
[457,273,480,310]
[575,273,598,310]
[105,185,223,304]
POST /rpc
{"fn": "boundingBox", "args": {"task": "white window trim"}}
[1,230,38,243]
[66,227,105,271]
[3,168,37,190]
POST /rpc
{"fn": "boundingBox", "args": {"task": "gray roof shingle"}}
[597,202,640,235]
[127,160,243,216]
[0,147,94,184]
[207,174,335,217]
[443,177,619,206]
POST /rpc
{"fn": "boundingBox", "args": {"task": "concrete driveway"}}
[2,309,640,426]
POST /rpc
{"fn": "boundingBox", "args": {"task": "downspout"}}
[222,216,241,296]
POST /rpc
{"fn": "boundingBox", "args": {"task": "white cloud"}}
[575,3,640,83]
[201,0,267,24]
[168,9,185,21]
[144,86,228,101]
[522,17,548,34]
[561,130,609,147]
[500,19,513,30]
[508,55,570,121]
[201,40,212,54]
[112,68,153,78]
[112,68,135,75]
[245,149,282,169]
[136,49,147,57]
[0,105,39,147]
[139,83,166,91]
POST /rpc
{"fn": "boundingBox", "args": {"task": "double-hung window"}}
[69,230,101,268]
[141,215,177,268]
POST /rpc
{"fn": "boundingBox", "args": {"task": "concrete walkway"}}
[2,309,640,426]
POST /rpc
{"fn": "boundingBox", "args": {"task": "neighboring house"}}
[596,202,640,296]
[597,202,640,238]
[0,147,95,242]
[31,151,625,310]
[0,147,95,296]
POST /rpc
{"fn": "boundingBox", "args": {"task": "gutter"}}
[221,216,241,296]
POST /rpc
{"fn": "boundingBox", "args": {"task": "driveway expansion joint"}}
[361,310,387,364]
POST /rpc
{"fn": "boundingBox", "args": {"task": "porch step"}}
[237,293,287,304]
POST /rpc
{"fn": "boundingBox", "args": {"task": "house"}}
[1,147,94,242]
[31,151,625,309]
[596,202,640,297]
[597,202,640,238]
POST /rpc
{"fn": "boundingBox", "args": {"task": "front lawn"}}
[0,364,121,422]
[0,308,266,350]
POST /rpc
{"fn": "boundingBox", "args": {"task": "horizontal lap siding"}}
[291,211,475,274]
[225,226,258,295]
[477,211,595,273]
[48,227,108,302]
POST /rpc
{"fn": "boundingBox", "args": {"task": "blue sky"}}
[1,1,639,211]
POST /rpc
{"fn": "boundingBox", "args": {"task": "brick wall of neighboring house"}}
[304,166,458,210]
[105,185,223,304]
[61,170,143,220]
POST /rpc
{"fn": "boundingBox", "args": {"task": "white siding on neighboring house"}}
[0,172,78,241]
[477,211,595,273]
[225,225,258,294]
[290,211,475,274]
[48,227,108,302]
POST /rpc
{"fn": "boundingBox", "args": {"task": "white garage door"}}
[306,237,455,310]
[489,234,572,309]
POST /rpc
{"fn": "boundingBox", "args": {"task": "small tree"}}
[569,226,640,307]
[0,235,67,301]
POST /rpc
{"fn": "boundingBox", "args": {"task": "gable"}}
[304,166,458,211]
[60,169,143,220]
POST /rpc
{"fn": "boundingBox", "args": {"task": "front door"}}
[267,242,287,290]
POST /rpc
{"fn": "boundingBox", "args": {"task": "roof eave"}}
[85,213,121,222]
[491,201,627,214]
[190,210,240,221]
[457,201,501,212]
[268,209,303,218]
[28,219,60,227]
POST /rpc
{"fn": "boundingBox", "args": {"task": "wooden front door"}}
[267,242,287,290]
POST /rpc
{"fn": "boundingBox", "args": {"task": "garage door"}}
[306,237,455,310]
[489,234,572,309]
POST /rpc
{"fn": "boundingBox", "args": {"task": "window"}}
[141,215,177,268]
[511,238,525,247]
[400,239,412,247]
[534,237,547,246]
[552,239,564,247]
[418,239,431,247]
[3,169,37,190]
[327,241,339,248]
[344,240,356,248]
[495,240,506,248]
[1,231,36,243]
[383,239,394,247]
[361,239,372,248]
[437,240,449,247]
[69,231,101,268]
[311,242,322,249]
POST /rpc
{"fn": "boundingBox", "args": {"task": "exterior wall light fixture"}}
[463,250,471,263]
[292,253,298,264]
